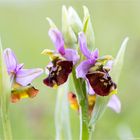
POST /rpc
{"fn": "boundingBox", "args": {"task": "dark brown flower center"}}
[43,59,73,87]
[86,67,117,96]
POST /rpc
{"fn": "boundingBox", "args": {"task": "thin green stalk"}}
[88,125,95,140]
[0,95,12,140]
[72,68,89,140]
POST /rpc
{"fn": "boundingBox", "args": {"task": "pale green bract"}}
[68,6,82,35]
[111,37,129,83]
[62,6,77,46]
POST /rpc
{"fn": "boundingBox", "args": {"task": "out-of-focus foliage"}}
[0,0,139,139]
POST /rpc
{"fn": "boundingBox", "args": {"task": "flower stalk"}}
[72,68,89,140]
[0,94,13,140]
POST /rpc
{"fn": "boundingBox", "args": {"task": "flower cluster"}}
[0,6,128,140]
[42,29,119,114]
[2,6,123,116]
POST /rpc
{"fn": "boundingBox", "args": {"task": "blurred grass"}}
[0,0,140,139]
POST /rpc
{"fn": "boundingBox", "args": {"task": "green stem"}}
[88,125,95,140]
[72,69,89,140]
[1,103,12,140]
[79,107,89,140]
[0,93,13,140]
[0,76,13,140]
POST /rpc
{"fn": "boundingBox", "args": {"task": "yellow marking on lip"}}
[19,92,29,98]
[88,95,96,106]
[109,89,117,96]
[53,84,58,89]
[103,82,108,86]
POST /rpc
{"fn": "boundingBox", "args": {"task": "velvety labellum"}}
[86,68,117,96]
[43,60,73,87]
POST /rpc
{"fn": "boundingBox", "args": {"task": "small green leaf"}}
[83,6,95,50]
[83,17,89,34]
[111,37,129,84]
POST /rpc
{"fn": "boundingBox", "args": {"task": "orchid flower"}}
[76,32,121,113]
[3,48,43,103]
[76,32,116,96]
[42,28,79,88]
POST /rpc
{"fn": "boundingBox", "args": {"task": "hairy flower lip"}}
[86,68,117,96]
[43,60,73,87]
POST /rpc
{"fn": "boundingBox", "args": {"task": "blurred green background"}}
[0,0,140,140]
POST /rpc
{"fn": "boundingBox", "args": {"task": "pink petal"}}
[64,48,79,64]
[15,63,24,72]
[78,32,91,59]
[76,60,92,78]
[107,95,121,113]
[86,79,95,95]
[48,28,65,55]
[16,68,43,86]
[3,48,18,74]
[90,48,99,61]
[106,60,114,69]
